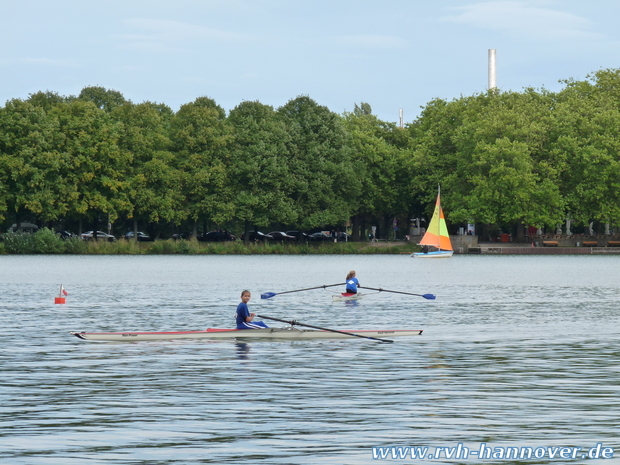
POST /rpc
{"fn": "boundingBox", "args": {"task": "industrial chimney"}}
[488,49,497,90]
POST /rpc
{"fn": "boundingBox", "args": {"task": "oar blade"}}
[260,292,277,299]
[422,293,436,300]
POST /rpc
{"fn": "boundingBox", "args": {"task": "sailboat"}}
[411,187,454,258]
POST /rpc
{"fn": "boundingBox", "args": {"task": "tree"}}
[112,101,183,237]
[550,72,620,228]
[277,96,360,230]
[169,97,233,234]
[27,90,74,112]
[409,90,564,235]
[78,86,127,113]
[342,109,412,239]
[227,100,296,240]
[0,99,65,225]
[48,100,131,233]
[353,102,372,116]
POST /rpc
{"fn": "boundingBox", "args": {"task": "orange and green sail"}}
[419,190,453,251]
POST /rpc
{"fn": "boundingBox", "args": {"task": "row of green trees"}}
[2,68,620,241]
[411,68,620,238]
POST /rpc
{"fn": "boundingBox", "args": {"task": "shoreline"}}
[0,238,418,255]
[3,235,620,255]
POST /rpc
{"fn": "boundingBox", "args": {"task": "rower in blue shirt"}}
[345,270,360,294]
[235,290,269,329]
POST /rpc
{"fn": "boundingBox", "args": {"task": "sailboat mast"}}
[437,185,441,246]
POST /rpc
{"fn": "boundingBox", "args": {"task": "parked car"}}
[247,231,272,242]
[8,222,39,234]
[337,232,351,242]
[57,230,77,240]
[197,230,236,242]
[285,230,308,241]
[307,231,332,242]
[172,231,191,240]
[81,231,116,242]
[267,231,296,242]
[124,231,154,242]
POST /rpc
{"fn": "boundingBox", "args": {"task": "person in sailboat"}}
[345,270,360,294]
[421,245,429,254]
[235,290,269,329]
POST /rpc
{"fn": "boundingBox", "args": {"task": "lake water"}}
[1,254,620,464]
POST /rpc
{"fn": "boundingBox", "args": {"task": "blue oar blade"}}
[422,294,436,300]
[261,292,277,299]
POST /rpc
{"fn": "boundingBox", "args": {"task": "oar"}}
[257,314,394,343]
[360,286,436,300]
[261,283,346,299]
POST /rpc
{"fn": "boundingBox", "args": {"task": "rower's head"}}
[346,270,356,279]
[240,290,251,303]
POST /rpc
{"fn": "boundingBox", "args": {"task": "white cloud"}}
[441,1,601,41]
[112,65,143,72]
[17,57,79,67]
[335,34,408,50]
[179,76,210,84]
[114,18,253,54]
[117,40,183,54]
[119,18,250,43]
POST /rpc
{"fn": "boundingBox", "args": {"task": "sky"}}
[2,0,620,123]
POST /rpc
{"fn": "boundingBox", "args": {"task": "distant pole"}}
[488,49,497,90]
[399,108,404,128]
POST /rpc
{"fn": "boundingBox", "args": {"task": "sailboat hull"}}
[412,250,454,258]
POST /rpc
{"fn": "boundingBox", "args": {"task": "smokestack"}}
[488,49,497,90]
[399,108,404,128]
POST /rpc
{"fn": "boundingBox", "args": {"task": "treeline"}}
[2,68,620,241]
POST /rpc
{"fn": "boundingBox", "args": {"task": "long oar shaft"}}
[276,283,345,295]
[361,286,436,300]
[261,283,345,299]
[257,314,393,343]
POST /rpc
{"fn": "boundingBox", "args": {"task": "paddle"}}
[360,286,436,300]
[257,314,394,343]
[261,283,346,299]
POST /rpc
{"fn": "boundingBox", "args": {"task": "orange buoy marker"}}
[55,284,68,304]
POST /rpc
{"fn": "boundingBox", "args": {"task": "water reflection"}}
[235,341,251,360]
[2,255,620,464]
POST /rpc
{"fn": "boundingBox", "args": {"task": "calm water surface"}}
[1,254,619,464]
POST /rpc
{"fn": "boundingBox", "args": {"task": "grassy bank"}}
[0,229,418,255]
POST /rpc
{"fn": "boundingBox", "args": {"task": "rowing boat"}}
[332,292,365,302]
[70,327,423,342]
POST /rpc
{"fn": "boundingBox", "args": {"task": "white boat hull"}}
[70,328,423,342]
[412,250,454,258]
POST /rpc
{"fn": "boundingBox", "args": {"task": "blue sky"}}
[2,0,620,123]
